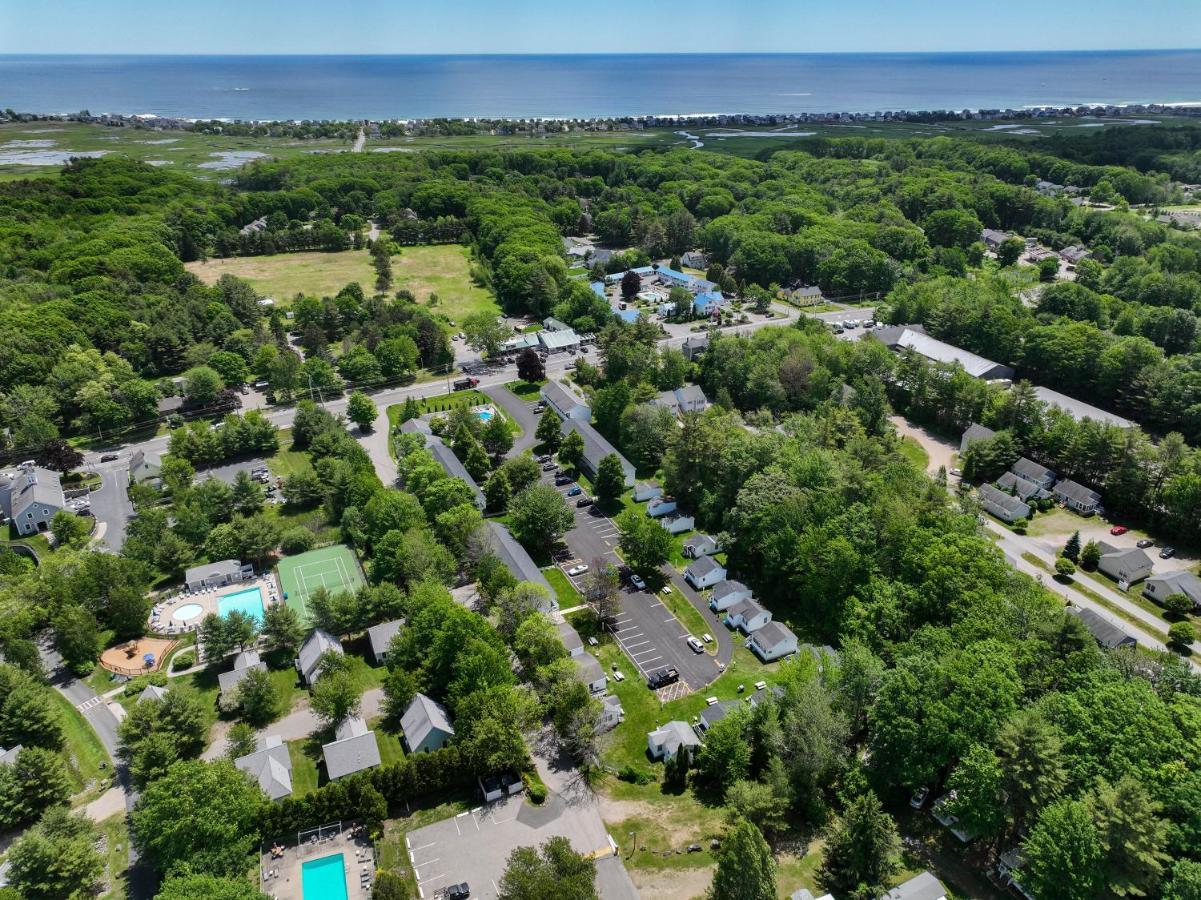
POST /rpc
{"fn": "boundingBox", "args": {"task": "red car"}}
[1110,525,1129,536]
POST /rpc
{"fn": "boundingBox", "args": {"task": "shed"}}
[633,481,663,502]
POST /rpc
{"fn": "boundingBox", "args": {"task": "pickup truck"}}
[647,666,680,689]
[453,377,480,391]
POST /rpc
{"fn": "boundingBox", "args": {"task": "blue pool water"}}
[476,408,494,422]
[218,586,265,624]
[302,853,348,900]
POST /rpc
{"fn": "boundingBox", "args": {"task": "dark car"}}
[447,884,470,900]
[100,453,119,462]
[1137,539,1154,549]
[554,474,573,486]
[576,496,594,508]
[647,666,680,689]
[1160,547,1176,559]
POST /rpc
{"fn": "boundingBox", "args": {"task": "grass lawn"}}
[288,739,320,796]
[267,429,315,480]
[897,436,930,472]
[542,566,582,608]
[52,691,114,803]
[98,814,130,900]
[660,589,713,646]
[504,379,545,399]
[185,245,498,323]
[369,716,407,766]
[387,389,492,429]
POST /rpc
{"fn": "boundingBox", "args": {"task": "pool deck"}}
[148,573,281,637]
[261,826,374,900]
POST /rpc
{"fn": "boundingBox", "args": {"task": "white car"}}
[702,633,714,644]
[567,564,589,577]
[613,670,625,682]
[687,636,705,653]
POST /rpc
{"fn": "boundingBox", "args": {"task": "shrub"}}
[618,765,653,785]
[123,671,168,697]
[523,771,548,804]
[1168,622,1194,651]
[279,527,316,556]
[170,652,195,672]
[1055,558,1076,578]
[1163,593,1196,619]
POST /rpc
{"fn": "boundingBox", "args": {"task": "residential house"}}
[0,745,22,766]
[978,483,1031,524]
[399,417,432,437]
[1144,571,1201,612]
[725,598,772,634]
[682,533,720,559]
[556,620,584,657]
[696,699,742,734]
[184,558,252,592]
[996,471,1050,501]
[1053,479,1103,515]
[322,715,382,780]
[1010,457,1057,490]
[586,248,615,267]
[559,419,636,488]
[748,621,798,662]
[217,649,266,694]
[401,693,456,754]
[1059,245,1091,266]
[138,684,168,704]
[295,629,343,685]
[981,228,1011,250]
[997,849,1035,900]
[366,619,403,665]
[681,250,709,269]
[709,579,753,612]
[633,481,663,502]
[693,291,726,316]
[538,329,581,353]
[786,285,823,304]
[647,720,701,761]
[882,871,948,900]
[681,333,709,361]
[128,450,161,485]
[959,423,996,454]
[652,385,709,416]
[543,316,572,332]
[1096,542,1154,585]
[597,694,625,732]
[234,735,293,801]
[870,325,1015,381]
[541,381,591,422]
[1032,386,1133,429]
[747,684,785,708]
[485,521,554,600]
[646,497,678,518]
[684,556,726,590]
[1069,607,1137,650]
[0,465,65,536]
[425,437,486,510]
[659,514,695,535]
[574,653,608,694]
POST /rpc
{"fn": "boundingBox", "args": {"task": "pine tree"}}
[536,409,562,449]
[1063,530,1081,561]
[710,818,776,900]
[818,791,899,898]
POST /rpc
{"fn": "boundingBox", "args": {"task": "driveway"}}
[889,415,957,475]
[87,460,135,552]
[483,384,540,456]
[544,472,720,692]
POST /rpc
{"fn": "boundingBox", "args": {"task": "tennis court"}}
[275,545,366,622]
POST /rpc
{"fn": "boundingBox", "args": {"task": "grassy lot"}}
[660,588,713,647]
[52,691,114,804]
[98,814,130,900]
[185,245,498,322]
[266,429,314,480]
[897,436,930,472]
[289,739,320,796]
[504,379,545,399]
[369,716,407,766]
[542,566,582,608]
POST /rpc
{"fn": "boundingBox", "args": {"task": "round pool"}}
[172,603,204,623]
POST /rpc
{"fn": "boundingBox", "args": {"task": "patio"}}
[146,573,282,636]
[260,822,375,900]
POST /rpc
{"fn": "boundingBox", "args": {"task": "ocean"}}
[1,51,1199,121]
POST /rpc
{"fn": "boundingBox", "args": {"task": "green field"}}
[185,244,498,318]
[276,544,366,622]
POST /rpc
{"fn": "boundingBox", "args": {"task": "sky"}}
[1,0,1198,55]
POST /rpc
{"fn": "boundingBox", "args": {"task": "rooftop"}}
[1033,386,1133,429]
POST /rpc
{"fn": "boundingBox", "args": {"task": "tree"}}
[131,759,264,878]
[0,746,71,828]
[282,470,324,508]
[581,561,621,622]
[1168,621,1194,651]
[484,468,512,511]
[1038,256,1060,282]
[817,791,900,899]
[943,744,1005,842]
[615,508,672,573]
[710,818,776,900]
[482,413,514,459]
[1164,861,1201,900]
[996,709,1068,833]
[184,366,225,407]
[1055,557,1076,578]
[51,510,90,549]
[1164,593,1196,619]
[497,836,598,900]
[1090,775,1170,897]
[535,409,562,449]
[726,762,791,836]
[664,744,692,792]
[508,484,574,548]
[346,390,377,431]
[35,439,83,473]
[310,662,361,729]
[1081,539,1102,570]
[557,427,585,472]
[156,873,268,900]
[6,807,102,900]
[1063,530,1081,561]
[516,348,545,383]
[225,722,258,761]
[462,311,511,358]
[694,711,750,796]
[231,470,264,516]
[53,604,100,675]
[234,667,278,726]
[620,269,641,300]
[1021,799,1103,900]
[261,602,304,654]
[593,452,626,504]
[997,236,1025,267]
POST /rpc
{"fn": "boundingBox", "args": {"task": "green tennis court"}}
[275,544,365,622]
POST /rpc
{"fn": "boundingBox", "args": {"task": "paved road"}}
[88,462,135,552]
[483,384,540,455]
[202,687,384,760]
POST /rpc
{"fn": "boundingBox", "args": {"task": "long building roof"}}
[1033,386,1134,429]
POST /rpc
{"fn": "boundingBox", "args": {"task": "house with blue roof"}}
[694,291,726,316]
[655,267,692,288]
[604,266,655,284]
[590,281,606,299]
[617,308,642,323]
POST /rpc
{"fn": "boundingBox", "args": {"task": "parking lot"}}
[543,473,720,693]
[406,793,613,899]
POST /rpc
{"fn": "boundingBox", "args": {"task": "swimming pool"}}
[218,586,265,624]
[301,853,347,900]
[172,603,204,623]
[476,406,494,422]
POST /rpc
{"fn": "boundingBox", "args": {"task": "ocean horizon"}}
[2,50,1200,120]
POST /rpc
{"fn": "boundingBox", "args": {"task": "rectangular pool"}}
[218,586,264,624]
[301,853,348,900]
